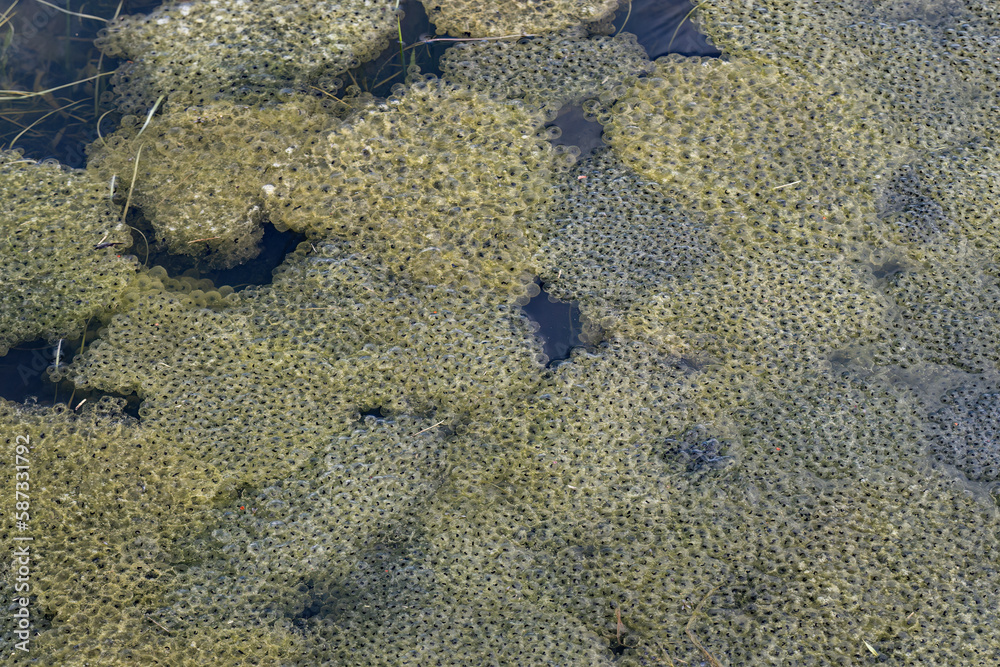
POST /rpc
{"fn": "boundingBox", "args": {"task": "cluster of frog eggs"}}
[538,145,888,371]
[420,0,620,37]
[0,151,135,354]
[95,0,398,114]
[6,0,1000,664]
[440,26,652,112]
[692,0,1000,152]
[264,79,563,294]
[0,397,224,664]
[87,98,341,268]
[925,375,1000,484]
[602,56,893,208]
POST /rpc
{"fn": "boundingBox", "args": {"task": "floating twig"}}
[685,586,725,667]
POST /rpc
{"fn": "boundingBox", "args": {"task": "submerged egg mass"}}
[5,1,1000,665]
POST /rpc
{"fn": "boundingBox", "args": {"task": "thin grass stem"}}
[9,99,83,148]
[615,0,633,37]
[0,71,113,101]
[135,95,164,139]
[668,2,707,53]
[418,34,536,43]
[33,0,107,22]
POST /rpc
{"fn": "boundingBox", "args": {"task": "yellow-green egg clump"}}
[440,27,652,112]
[0,151,135,354]
[88,99,339,267]
[693,0,1000,151]
[62,244,547,488]
[537,146,889,372]
[9,0,1000,664]
[420,0,619,37]
[603,56,892,207]
[0,398,224,664]
[96,0,398,113]
[265,80,562,294]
